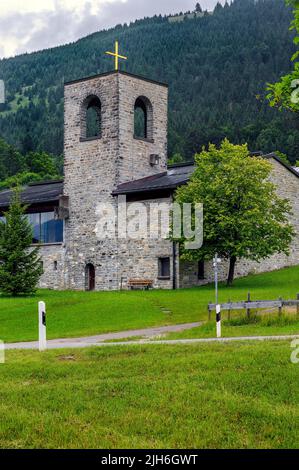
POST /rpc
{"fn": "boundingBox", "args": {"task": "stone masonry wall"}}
[38,244,65,290]
[117,197,178,290]
[64,73,118,290]
[117,73,168,183]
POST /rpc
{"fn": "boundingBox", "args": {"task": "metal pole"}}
[247,292,251,319]
[38,301,47,351]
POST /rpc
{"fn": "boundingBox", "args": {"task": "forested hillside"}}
[0,0,298,169]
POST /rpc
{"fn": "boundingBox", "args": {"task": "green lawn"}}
[103,316,299,343]
[161,314,299,341]
[1,265,299,343]
[1,341,298,448]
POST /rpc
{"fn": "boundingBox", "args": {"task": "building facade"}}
[0,70,298,290]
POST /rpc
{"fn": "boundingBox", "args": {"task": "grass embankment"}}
[163,314,299,341]
[1,265,299,343]
[1,341,298,448]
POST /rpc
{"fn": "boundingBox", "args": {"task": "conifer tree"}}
[0,187,43,295]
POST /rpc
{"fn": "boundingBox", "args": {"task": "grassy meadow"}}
[1,341,298,449]
[1,267,299,449]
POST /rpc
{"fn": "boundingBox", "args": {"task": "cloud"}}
[0,0,224,59]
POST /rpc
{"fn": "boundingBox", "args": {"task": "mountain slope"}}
[0,0,298,162]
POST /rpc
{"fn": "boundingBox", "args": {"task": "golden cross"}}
[105,41,127,71]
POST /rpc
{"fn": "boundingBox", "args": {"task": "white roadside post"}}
[38,301,47,351]
[216,304,221,338]
[213,254,222,338]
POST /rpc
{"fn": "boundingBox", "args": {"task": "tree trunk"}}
[227,256,237,286]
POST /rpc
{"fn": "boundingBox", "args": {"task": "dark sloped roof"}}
[0,180,63,208]
[263,153,299,179]
[65,70,168,88]
[112,163,195,195]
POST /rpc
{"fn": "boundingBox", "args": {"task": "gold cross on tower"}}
[105,41,127,71]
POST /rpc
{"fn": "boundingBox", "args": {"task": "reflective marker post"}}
[38,301,47,351]
[216,304,221,338]
[213,254,222,338]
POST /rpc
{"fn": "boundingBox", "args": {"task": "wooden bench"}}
[128,279,153,290]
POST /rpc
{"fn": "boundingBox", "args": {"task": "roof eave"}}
[0,197,61,210]
[65,70,168,88]
[263,153,299,179]
[112,180,189,196]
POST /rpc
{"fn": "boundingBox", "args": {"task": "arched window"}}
[81,95,101,140]
[134,96,153,140]
[85,263,95,291]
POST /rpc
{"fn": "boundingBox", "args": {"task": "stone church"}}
[0,69,298,291]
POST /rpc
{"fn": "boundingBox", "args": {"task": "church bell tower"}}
[63,67,168,290]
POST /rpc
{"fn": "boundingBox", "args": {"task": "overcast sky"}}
[0,0,225,59]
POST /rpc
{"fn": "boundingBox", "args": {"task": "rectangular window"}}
[198,260,205,280]
[41,212,63,244]
[28,213,41,243]
[158,257,170,279]
[27,212,63,244]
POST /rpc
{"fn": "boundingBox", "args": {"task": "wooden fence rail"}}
[208,293,299,320]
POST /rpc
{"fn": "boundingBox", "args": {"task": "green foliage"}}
[24,151,58,177]
[0,172,46,190]
[0,188,43,296]
[273,150,289,164]
[0,0,298,162]
[0,138,61,187]
[174,139,295,284]
[168,153,185,165]
[267,1,299,112]
[267,62,299,112]
[0,138,26,180]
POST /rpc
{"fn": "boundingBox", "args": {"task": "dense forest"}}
[0,0,298,183]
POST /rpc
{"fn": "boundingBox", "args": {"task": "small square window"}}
[158,257,170,279]
[198,260,205,280]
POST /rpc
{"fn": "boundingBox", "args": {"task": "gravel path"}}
[5,322,202,350]
[4,329,299,350]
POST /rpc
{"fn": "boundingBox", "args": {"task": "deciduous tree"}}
[174,139,295,285]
